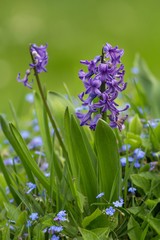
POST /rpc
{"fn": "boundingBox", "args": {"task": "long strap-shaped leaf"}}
[65,111,97,203]
[0,115,35,183]
[34,92,53,164]
[9,123,50,192]
[0,115,50,192]
[0,155,20,204]
[95,119,121,201]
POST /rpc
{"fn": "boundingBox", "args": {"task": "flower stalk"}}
[29,46,67,156]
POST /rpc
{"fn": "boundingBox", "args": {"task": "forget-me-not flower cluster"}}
[120,147,145,168]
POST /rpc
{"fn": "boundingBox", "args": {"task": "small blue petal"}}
[105,206,115,216]
[96,192,105,199]
[29,212,38,221]
[128,187,136,194]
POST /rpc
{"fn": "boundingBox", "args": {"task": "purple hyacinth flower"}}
[17,43,48,89]
[76,42,128,130]
[30,44,48,73]
[17,69,32,89]
[103,43,124,64]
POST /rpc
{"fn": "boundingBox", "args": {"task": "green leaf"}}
[150,123,160,150]
[13,225,25,240]
[0,115,35,183]
[9,123,50,192]
[1,224,10,240]
[34,92,52,165]
[91,228,110,239]
[48,91,75,135]
[124,132,142,149]
[151,178,160,198]
[13,211,27,240]
[64,109,97,203]
[147,217,160,235]
[140,224,149,240]
[82,208,102,228]
[33,223,45,240]
[145,198,160,210]
[79,228,99,240]
[70,115,97,202]
[128,216,142,240]
[0,155,20,204]
[72,186,86,213]
[129,114,143,135]
[95,119,121,201]
[130,173,151,194]
[134,54,160,117]
[79,227,110,240]
[3,202,21,222]
[124,94,144,118]
[16,211,27,227]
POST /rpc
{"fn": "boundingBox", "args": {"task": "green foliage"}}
[149,123,160,151]
[1,52,160,238]
[129,114,143,135]
[34,92,53,165]
[133,55,160,117]
[95,120,121,202]
[124,132,142,149]
[128,216,142,240]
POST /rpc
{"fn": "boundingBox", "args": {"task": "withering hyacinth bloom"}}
[30,44,48,73]
[17,69,32,89]
[17,44,48,88]
[76,43,129,130]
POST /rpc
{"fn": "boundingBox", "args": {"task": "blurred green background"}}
[1,0,160,116]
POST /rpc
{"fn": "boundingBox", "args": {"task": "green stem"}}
[30,50,67,157]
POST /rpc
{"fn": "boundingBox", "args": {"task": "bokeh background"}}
[1,0,160,116]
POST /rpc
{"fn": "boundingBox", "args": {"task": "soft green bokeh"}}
[0,0,160,116]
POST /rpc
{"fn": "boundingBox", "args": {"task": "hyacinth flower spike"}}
[17,44,67,156]
[76,42,129,130]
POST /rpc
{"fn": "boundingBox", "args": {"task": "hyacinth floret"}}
[76,42,129,130]
[17,69,32,89]
[30,44,48,73]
